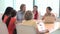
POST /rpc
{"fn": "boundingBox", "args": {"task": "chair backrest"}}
[0,20,8,34]
[44,16,55,24]
[16,25,37,34]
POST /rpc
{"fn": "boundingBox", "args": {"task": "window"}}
[35,0,59,17]
[14,0,33,11]
[0,0,13,13]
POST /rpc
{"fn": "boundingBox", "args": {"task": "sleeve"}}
[3,15,8,23]
[51,13,55,17]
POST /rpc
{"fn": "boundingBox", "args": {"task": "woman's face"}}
[46,8,51,13]
[22,6,26,12]
[33,7,37,11]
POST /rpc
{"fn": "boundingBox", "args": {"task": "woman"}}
[17,4,26,23]
[2,7,13,21]
[22,10,40,34]
[42,7,58,33]
[42,7,56,20]
[33,5,38,20]
[2,7,17,34]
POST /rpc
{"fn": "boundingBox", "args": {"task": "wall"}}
[59,0,60,17]
[0,0,5,14]
[35,0,59,17]
[0,0,13,14]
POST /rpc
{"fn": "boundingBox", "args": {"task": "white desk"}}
[37,21,60,34]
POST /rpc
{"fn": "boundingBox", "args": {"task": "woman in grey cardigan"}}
[17,4,26,23]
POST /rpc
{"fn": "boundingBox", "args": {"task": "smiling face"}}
[22,6,26,12]
[33,7,37,11]
[46,7,52,14]
[20,4,26,12]
[46,8,51,14]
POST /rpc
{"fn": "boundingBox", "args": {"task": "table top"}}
[16,20,60,34]
[37,21,60,34]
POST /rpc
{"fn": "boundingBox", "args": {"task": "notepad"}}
[37,21,46,32]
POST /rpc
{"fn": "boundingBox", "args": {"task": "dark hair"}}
[33,5,38,8]
[20,4,25,10]
[2,7,17,33]
[24,10,33,20]
[11,10,17,17]
[47,7,52,11]
[2,7,13,20]
[6,10,16,27]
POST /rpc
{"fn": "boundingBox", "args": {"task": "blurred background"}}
[0,0,60,34]
[0,0,59,17]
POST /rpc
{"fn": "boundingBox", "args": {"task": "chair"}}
[0,20,8,34]
[16,25,37,34]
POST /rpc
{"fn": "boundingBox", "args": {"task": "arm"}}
[52,13,56,20]
[42,14,46,20]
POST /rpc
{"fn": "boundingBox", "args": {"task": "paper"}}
[37,21,46,32]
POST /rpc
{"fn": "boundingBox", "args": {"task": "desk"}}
[16,21,60,34]
[45,24,54,34]
[45,24,54,31]
[37,21,60,34]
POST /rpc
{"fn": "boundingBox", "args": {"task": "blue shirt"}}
[17,10,24,23]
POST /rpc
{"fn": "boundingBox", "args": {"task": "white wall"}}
[0,0,5,14]
[14,0,33,11]
[0,0,13,14]
[0,0,59,17]
[35,0,59,17]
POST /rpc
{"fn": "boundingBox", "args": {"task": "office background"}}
[0,0,59,17]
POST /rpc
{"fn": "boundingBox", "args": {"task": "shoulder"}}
[44,13,47,16]
[51,13,54,15]
[51,13,55,16]
[4,15,9,17]
[17,10,22,15]
[11,17,16,20]
[31,20,37,25]
[31,19,36,22]
[17,10,21,13]
[4,15,9,20]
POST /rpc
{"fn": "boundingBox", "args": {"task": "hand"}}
[45,29,49,33]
